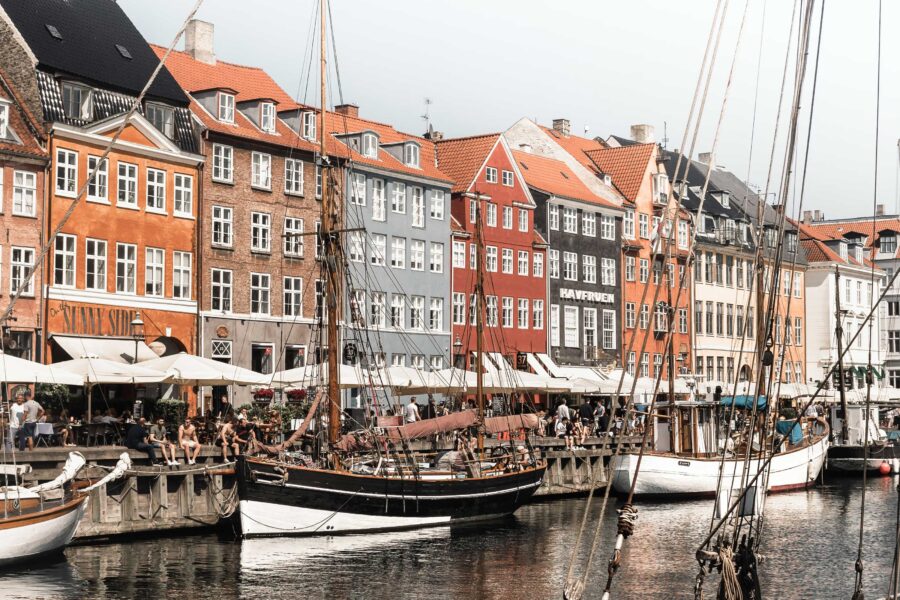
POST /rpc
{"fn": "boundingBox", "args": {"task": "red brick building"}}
[436,134,548,369]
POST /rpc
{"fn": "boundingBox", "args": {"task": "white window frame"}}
[372,179,386,221]
[582,212,596,237]
[410,296,425,329]
[250,273,271,316]
[409,239,425,271]
[563,208,577,233]
[391,237,406,269]
[55,148,78,198]
[250,212,272,253]
[87,156,108,202]
[115,242,137,294]
[251,152,272,190]
[600,214,615,240]
[501,248,513,274]
[518,208,528,232]
[12,171,36,217]
[518,251,529,276]
[550,304,560,345]
[452,292,465,325]
[371,234,386,266]
[601,257,616,286]
[217,92,235,123]
[85,238,107,292]
[117,161,138,207]
[61,82,92,120]
[563,251,578,281]
[502,206,513,229]
[173,251,192,299]
[391,182,407,213]
[212,205,233,248]
[284,158,304,196]
[54,234,76,287]
[430,190,445,220]
[486,167,498,183]
[212,144,234,183]
[518,298,529,329]
[501,170,514,187]
[211,268,232,312]
[350,172,366,205]
[146,102,174,138]
[146,168,166,213]
[563,306,578,348]
[533,299,544,330]
[370,292,386,328]
[349,231,365,263]
[404,143,420,168]
[430,242,444,273]
[452,241,465,269]
[283,276,303,317]
[411,187,425,227]
[260,102,276,133]
[302,111,317,140]
[173,173,193,217]
[533,252,544,278]
[145,247,165,297]
[501,297,513,328]
[10,246,34,296]
[623,209,635,240]
[582,255,597,284]
[429,297,443,330]
[362,133,379,158]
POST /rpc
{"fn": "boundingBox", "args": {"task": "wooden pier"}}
[17,434,645,540]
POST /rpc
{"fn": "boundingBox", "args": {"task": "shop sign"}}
[559,288,614,304]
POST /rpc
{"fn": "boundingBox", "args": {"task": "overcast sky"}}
[120,0,900,220]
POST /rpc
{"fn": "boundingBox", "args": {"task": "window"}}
[715,302,724,335]
[371,292,386,327]
[549,205,559,230]
[678,220,689,249]
[518,251,529,276]
[501,297,513,328]
[487,203,497,227]
[705,301,713,334]
[284,159,304,195]
[251,152,272,189]
[726,304,734,336]
[515,298,529,329]
[655,304,668,333]
[211,206,233,248]
[486,246,498,272]
[601,258,615,286]
[145,247,164,296]
[623,210,635,240]
[640,353,650,377]
[429,298,443,330]
[10,247,34,296]
[882,234,898,255]
[550,304,560,346]
[146,102,174,138]
[582,255,597,284]
[260,102,275,133]
[563,306,578,347]
[563,208,577,233]
[54,234,76,287]
[391,354,406,367]
[679,308,688,333]
[370,234,386,266]
[61,82,91,120]
[452,241,465,268]
[622,256,634,282]
[217,92,235,123]
[251,273,270,315]
[283,276,303,317]
[502,248,513,274]
[549,249,559,279]
[349,231,365,262]
[251,212,271,253]
[280,216,303,257]
[470,294,478,326]
[0,102,7,138]
[56,148,77,196]
[116,243,136,294]
[639,259,649,283]
[794,272,803,298]
[411,187,425,226]
[639,213,649,239]
[725,256,733,287]
[502,206,513,230]
[430,190,445,220]
[890,331,900,353]
[211,268,232,312]
[600,215,615,240]
[498,169,512,186]
[602,309,616,350]
[518,209,528,232]
[486,167,498,183]
[563,252,578,281]
[212,144,233,183]
[115,162,138,207]
[173,173,193,216]
[85,239,106,291]
[12,171,36,216]
[533,252,544,278]
[361,133,379,158]
[486,296,498,326]
[350,173,366,205]
[87,156,108,201]
[146,168,165,212]
[391,182,407,213]
[302,111,316,140]
[584,307,597,349]
[404,143,420,168]
[452,293,465,325]
[582,212,596,237]
[173,251,191,299]
[410,296,425,329]
[410,240,424,270]
[391,237,406,269]
[430,242,444,273]
[470,198,478,224]
[533,299,544,329]
[371,179,386,221]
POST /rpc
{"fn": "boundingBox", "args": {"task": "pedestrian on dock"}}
[179,418,201,465]
[556,398,571,422]
[404,398,421,424]
[10,394,24,450]
[18,392,43,451]
[124,417,158,464]
[149,417,179,467]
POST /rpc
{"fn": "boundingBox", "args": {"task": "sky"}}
[119,0,900,220]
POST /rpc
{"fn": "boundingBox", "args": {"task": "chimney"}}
[698,152,712,165]
[815,210,824,221]
[877,203,885,216]
[185,20,215,65]
[424,130,444,141]
[552,118,571,137]
[630,124,655,144]
[334,103,359,118]
[519,143,533,154]
[802,210,814,224]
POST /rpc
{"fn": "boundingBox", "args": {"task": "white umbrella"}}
[0,353,82,386]
[139,352,269,386]
[270,363,369,389]
[53,357,170,420]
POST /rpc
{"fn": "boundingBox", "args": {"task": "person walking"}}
[404,398,421,424]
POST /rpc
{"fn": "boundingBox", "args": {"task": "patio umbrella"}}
[0,352,82,386]
[270,363,370,389]
[53,357,170,419]
[140,352,269,386]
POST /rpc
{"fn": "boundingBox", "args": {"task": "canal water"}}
[3,476,899,599]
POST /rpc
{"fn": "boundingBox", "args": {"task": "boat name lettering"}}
[678,460,691,467]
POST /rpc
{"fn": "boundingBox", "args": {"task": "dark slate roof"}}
[608,134,638,147]
[0,0,188,105]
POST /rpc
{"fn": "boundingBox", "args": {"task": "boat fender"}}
[879,461,891,476]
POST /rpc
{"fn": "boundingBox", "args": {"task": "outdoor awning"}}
[51,334,158,364]
[526,353,553,378]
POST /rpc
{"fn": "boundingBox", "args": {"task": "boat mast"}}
[319,0,341,450]
[474,194,485,455]
[834,265,849,443]
[667,245,677,454]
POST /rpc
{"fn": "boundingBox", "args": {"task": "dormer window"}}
[362,133,378,158]
[302,111,316,140]
[839,242,848,260]
[786,231,798,253]
[404,143,420,168]
[881,233,897,254]
[260,102,276,133]
[717,191,730,208]
[0,101,8,138]
[145,102,174,139]
[61,81,92,120]
[217,92,235,123]
[651,173,668,205]
[854,245,863,263]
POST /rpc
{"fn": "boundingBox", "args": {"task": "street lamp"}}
[130,311,144,365]
[453,336,463,369]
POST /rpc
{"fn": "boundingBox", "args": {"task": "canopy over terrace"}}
[0,352,82,386]
[140,352,269,386]
[269,363,371,389]
[53,357,170,418]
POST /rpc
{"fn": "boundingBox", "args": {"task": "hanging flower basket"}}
[286,388,308,404]
[253,388,275,404]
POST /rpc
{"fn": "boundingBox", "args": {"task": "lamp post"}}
[453,336,463,369]
[130,311,144,365]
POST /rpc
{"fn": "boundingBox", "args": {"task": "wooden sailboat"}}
[235,0,545,537]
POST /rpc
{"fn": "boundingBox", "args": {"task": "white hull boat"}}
[0,487,88,566]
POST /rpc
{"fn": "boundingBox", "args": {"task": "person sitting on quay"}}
[235,415,256,451]
[48,410,72,447]
[124,417,160,464]
[556,416,575,451]
[219,417,246,460]
[149,417,179,467]
[19,392,43,451]
[178,417,201,465]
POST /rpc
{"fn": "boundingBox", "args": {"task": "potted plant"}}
[286,388,307,404]
[252,388,275,405]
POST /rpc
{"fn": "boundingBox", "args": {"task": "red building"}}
[436,134,548,371]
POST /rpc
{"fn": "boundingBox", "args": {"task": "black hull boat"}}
[236,456,546,537]
[828,443,900,474]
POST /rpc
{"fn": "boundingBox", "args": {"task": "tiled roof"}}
[585,143,656,201]
[511,150,615,207]
[806,218,900,258]
[0,67,47,160]
[434,133,501,193]
[450,215,468,235]
[539,126,607,170]
[1,0,187,104]
[796,220,879,269]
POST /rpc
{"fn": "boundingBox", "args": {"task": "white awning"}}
[526,353,553,378]
[51,335,158,364]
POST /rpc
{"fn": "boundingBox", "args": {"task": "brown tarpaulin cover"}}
[384,410,477,441]
[483,413,541,434]
[250,391,323,455]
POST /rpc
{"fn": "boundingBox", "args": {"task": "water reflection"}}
[0,478,897,599]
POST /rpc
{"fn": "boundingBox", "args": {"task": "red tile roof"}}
[795,220,879,269]
[511,150,615,207]
[539,126,607,170]
[805,218,900,258]
[434,133,501,193]
[0,67,46,160]
[584,143,656,202]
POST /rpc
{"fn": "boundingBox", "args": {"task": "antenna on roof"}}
[584,125,590,136]
[421,97,432,131]
[661,121,669,149]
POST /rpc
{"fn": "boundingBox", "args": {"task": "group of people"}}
[542,397,639,451]
[124,416,202,467]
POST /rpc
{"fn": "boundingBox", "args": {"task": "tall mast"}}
[474,194,485,454]
[320,0,341,449]
[834,265,849,443]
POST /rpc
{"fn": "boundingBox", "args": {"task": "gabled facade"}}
[156,21,327,409]
[0,67,48,361]
[436,133,548,373]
